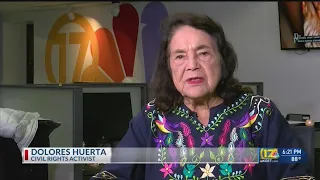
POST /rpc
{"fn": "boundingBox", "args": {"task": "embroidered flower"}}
[200,163,215,178]
[230,128,238,142]
[180,122,191,136]
[176,131,184,147]
[153,133,167,148]
[160,163,173,178]
[222,120,231,133]
[183,164,196,178]
[219,120,231,146]
[239,128,248,140]
[200,132,214,146]
[187,135,195,147]
[218,133,227,146]
[219,163,232,176]
[243,157,256,175]
[165,133,174,145]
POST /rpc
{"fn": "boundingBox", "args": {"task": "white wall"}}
[2,22,26,84]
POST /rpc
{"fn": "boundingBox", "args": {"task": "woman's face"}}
[168,25,221,100]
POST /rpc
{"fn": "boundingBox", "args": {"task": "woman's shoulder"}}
[224,93,274,115]
[229,93,280,134]
[132,98,160,124]
[236,93,275,111]
[245,93,281,116]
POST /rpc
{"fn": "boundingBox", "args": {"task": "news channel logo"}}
[259,148,280,163]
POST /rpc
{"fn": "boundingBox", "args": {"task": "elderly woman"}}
[91,13,314,180]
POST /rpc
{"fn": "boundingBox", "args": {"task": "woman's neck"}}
[184,95,223,113]
[184,95,224,126]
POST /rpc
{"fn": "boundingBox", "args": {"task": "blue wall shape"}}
[141,2,168,83]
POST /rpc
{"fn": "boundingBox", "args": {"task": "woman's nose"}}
[186,56,200,71]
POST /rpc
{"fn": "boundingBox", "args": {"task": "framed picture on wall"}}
[241,82,264,96]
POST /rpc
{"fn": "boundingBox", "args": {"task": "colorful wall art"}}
[39,2,168,84]
[141,2,168,83]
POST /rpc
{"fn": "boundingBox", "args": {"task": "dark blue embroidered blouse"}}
[91,94,314,180]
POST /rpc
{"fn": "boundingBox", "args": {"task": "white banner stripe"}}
[21,147,304,164]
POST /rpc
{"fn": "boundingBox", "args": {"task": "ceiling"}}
[0,2,112,14]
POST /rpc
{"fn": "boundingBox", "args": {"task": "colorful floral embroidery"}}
[155,114,179,134]
[160,163,174,178]
[165,133,174,146]
[186,135,195,148]
[200,132,214,146]
[171,94,250,132]
[145,94,271,180]
[154,132,166,148]
[227,128,237,162]
[249,95,272,133]
[243,157,255,175]
[200,163,215,178]
[239,128,248,140]
[219,163,232,176]
[183,164,196,178]
[219,120,231,146]
[180,122,192,136]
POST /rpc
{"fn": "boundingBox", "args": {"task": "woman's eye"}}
[176,55,184,59]
[199,52,209,56]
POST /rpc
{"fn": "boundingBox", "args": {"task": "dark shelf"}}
[289,121,320,131]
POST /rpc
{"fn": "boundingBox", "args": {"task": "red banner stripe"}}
[24,149,28,160]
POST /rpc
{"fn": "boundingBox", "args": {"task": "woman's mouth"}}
[186,77,204,85]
